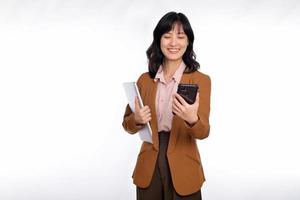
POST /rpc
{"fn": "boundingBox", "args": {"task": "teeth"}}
[168,49,179,52]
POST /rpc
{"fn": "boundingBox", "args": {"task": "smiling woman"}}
[160,23,188,68]
[146,12,201,81]
[122,11,211,200]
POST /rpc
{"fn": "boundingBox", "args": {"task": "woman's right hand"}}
[134,96,152,125]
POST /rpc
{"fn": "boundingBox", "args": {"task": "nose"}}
[170,36,177,46]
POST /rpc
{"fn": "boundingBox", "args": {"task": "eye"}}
[178,34,186,39]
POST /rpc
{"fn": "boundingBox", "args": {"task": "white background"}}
[0,0,300,199]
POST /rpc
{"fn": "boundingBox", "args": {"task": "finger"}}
[173,94,184,109]
[134,96,141,111]
[141,109,151,117]
[140,105,150,112]
[140,108,151,116]
[172,96,181,112]
[141,112,151,120]
[145,112,151,118]
[141,106,150,112]
[141,114,151,123]
[175,93,188,106]
[172,102,181,114]
[172,107,180,116]
[145,116,152,123]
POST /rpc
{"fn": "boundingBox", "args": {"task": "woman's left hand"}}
[172,92,199,125]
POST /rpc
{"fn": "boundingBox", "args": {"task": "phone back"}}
[177,84,199,104]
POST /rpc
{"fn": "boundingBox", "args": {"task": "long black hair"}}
[146,12,200,78]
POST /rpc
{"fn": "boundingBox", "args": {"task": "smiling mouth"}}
[168,48,180,53]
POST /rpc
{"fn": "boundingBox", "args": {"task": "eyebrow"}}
[165,31,185,34]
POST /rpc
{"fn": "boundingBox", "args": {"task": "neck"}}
[162,59,182,77]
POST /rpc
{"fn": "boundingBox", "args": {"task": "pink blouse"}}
[154,62,186,132]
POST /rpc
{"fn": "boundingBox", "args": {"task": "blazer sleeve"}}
[180,74,211,139]
[122,74,145,134]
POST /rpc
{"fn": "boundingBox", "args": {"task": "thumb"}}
[134,96,141,111]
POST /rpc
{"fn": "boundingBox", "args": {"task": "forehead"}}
[167,22,185,33]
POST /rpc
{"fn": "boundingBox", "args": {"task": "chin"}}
[165,56,183,61]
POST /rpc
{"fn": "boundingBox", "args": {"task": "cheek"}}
[181,42,188,53]
[160,42,169,54]
[181,40,188,48]
[160,40,168,49]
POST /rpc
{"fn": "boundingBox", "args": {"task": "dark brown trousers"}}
[137,131,202,200]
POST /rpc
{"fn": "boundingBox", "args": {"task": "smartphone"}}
[177,84,199,104]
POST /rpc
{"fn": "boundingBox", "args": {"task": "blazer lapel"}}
[148,80,159,151]
[167,73,191,154]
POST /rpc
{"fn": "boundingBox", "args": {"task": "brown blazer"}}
[122,70,211,196]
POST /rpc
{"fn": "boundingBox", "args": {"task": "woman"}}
[122,11,211,200]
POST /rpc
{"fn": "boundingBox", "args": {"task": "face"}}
[160,22,188,62]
